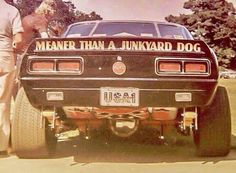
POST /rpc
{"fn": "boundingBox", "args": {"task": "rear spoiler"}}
[28,37,211,55]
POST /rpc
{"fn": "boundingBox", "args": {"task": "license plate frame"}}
[100,87,139,107]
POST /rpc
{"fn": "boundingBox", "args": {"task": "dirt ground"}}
[0,130,236,173]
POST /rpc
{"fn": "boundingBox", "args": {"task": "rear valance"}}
[29,37,210,55]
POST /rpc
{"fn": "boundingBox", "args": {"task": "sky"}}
[70,0,236,21]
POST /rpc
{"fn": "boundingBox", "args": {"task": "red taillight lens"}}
[158,62,181,72]
[57,61,81,72]
[31,61,54,71]
[185,63,207,73]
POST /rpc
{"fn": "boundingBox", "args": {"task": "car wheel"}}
[193,86,231,156]
[11,88,57,158]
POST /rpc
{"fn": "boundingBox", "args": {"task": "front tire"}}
[11,88,57,158]
[194,86,231,156]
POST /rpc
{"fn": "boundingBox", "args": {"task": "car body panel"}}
[20,36,218,108]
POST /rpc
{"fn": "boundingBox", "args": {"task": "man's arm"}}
[13,32,23,50]
[12,6,24,50]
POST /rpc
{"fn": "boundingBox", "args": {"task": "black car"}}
[12,20,231,158]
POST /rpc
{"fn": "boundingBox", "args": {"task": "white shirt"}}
[0,0,24,51]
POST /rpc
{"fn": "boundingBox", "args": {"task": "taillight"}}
[156,58,210,76]
[29,58,83,74]
[158,62,181,73]
[31,61,54,71]
[57,60,81,72]
[185,62,207,73]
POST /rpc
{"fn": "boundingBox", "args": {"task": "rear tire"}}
[11,88,57,158]
[194,86,231,156]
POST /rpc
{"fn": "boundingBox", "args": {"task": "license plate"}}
[100,87,139,106]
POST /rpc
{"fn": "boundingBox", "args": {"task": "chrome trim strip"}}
[89,22,99,36]
[21,77,217,82]
[32,87,205,92]
[155,23,161,37]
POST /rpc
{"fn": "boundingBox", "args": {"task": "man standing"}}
[0,0,23,156]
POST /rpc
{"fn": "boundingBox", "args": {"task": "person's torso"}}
[0,2,16,51]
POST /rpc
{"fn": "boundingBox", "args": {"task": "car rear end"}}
[12,21,231,159]
[17,36,218,140]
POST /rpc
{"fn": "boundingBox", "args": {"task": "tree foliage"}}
[14,0,102,28]
[165,0,236,69]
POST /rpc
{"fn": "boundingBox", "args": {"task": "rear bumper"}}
[21,77,217,108]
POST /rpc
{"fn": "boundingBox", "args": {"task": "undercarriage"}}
[42,106,198,140]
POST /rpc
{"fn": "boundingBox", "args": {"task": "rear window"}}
[66,23,95,37]
[157,24,192,39]
[93,22,157,37]
[64,22,193,39]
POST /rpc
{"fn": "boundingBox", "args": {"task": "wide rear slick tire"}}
[11,88,57,158]
[194,86,231,156]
